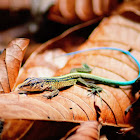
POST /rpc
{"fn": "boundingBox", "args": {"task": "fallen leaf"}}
[116,0,140,16]
[48,0,119,24]
[0,50,8,93]
[1,119,80,140]
[0,38,29,93]
[61,121,101,140]
[1,11,140,140]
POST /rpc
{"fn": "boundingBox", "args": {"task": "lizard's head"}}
[18,77,44,91]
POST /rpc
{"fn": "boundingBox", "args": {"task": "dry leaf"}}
[0,38,29,93]
[61,121,101,140]
[1,119,80,140]
[48,0,119,24]
[0,50,8,93]
[1,13,140,140]
[116,0,140,16]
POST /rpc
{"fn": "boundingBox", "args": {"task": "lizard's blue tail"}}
[60,47,140,85]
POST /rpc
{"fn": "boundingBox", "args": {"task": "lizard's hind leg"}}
[77,78,104,103]
[77,78,103,93]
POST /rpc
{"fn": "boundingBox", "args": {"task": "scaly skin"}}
[18,72,103,98]
[18,71,138,99]
[18,47,140,99]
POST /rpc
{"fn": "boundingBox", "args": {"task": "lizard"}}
[18,47,140,99]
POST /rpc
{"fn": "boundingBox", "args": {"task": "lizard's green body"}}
[18,64,103,98]
[18,47,140,99]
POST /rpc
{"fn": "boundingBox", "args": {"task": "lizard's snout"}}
[18,84,28,90]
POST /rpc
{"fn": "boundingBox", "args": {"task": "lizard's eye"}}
[24,77,36,82]
[24,77,32,81]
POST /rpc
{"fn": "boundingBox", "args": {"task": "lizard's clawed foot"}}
[42,90,59,99]
[43,94,54,99]
[88,87,103,94]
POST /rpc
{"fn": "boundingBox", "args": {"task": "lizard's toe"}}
[43,94,53,99]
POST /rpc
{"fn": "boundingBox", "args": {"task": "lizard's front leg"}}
[43,87,59,99]
[70,63,92,73]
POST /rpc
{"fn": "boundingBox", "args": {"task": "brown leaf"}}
[0,38,29,93]
[116,0,140,16]
[0,50,8,93]
[61,121,101,140]
[0,89,132,127]
[1,119,80,140]
[1,14,140,139]
[48,0,119,24]
[1,119,34,140]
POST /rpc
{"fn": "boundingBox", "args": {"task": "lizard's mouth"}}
[17,81,34,90]
[17,84,30,91]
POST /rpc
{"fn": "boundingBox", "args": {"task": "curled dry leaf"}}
[61,121,101,140]
[0,50,7,93]
[0,38,29,93]
[1,15,140,139]
[48,0,119,24]
[116,0,140,17]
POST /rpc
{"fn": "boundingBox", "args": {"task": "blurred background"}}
[0,0,127,61]
[0,0,123,43]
